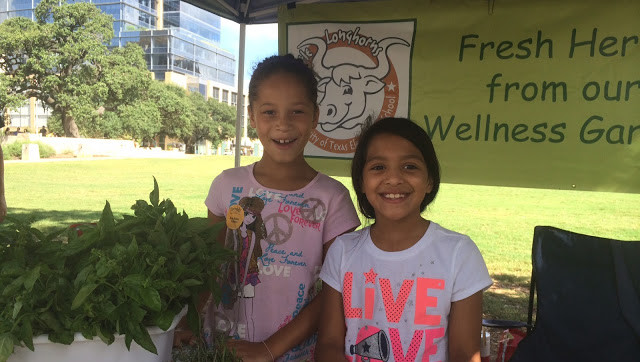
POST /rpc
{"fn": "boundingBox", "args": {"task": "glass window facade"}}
[0,0,234,85]
[8,102,30,128]
[139,28,235,86]
[0,0,237,127]
[9,0,33,11]
[163,0,220,43]
[6,9,33,18]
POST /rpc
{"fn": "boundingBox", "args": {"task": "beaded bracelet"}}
[262,340,275,362]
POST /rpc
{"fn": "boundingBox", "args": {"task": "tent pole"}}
[234,23,246,168]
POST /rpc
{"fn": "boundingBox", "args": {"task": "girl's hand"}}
[227,339,275,362]
[172,329,197,348]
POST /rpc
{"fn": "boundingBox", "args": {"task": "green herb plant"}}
[171,334,241,362]
[0,178,234,362]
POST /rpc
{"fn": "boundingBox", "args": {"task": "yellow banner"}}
[279,0,640,193]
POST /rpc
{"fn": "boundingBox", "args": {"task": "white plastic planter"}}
[9,307,187,362]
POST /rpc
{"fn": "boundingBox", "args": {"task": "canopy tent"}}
[181,0,373,25]
[180,0,376,166]
[176,0,639,193]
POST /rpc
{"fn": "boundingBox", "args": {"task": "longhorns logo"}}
[297,27,410,155]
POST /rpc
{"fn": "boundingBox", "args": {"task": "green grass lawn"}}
[5,155,640,322]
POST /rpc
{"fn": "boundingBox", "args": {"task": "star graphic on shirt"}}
[387,82,397,92]
[364,268,378,284]
[362,341,371,353]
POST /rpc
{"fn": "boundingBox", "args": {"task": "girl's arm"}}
[229,282,325,362]
[228,236,348,362]
[315,282,347,361]
[208,209,226,227]
[448,291,484,362]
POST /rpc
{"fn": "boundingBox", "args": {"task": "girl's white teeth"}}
[277,139,293,144]
[384,193,404,199]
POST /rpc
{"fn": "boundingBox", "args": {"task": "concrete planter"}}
[9,307,187,362]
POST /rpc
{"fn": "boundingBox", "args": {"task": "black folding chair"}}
[485,226,640,362]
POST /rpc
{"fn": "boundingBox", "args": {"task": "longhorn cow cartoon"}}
[298,36,409,133]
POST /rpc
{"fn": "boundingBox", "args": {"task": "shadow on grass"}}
[484,273,536,323]
[7,208,125,233]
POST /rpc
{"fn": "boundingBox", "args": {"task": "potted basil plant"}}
[0,178,234,362]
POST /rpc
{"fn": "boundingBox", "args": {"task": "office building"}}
[0,0,248,146]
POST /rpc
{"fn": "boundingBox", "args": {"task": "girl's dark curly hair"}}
[248,54,319,109]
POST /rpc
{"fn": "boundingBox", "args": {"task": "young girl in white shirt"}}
[317,117,492,362]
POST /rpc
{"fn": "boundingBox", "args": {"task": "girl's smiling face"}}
[249,72,319,166]
[362,133,432,225]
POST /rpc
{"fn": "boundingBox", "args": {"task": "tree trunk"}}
[62,114,80,137]
[184,135,197,154]
[185,141,195,154]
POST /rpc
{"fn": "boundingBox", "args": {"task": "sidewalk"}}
[5,148,196,163]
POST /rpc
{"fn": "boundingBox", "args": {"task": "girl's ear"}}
[426,177,434,194]
[248,106,257,128]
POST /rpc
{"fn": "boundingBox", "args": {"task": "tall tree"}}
[0,0,149,137]
[151,82,194,144]
[208,98,237,145]
[176,92,237,153]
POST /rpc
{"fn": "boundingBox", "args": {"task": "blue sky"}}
[219,18,279,88]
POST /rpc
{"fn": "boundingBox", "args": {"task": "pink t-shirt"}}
[203,163,360,361]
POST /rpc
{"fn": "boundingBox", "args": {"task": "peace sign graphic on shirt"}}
[264,213,293,245]
[300,198,327,223]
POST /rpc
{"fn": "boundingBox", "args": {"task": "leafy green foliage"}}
[3,141,56,159]
[172,334,241,362]
[208,99,238,146]
[0,0,149,137]
[0,0,240,145]
[186,92,237,152]
[140,84,238,153]
[246,123,258,140]
[151,83,195,143]
[0,178,234,361]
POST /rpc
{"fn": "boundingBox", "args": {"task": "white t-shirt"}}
[204,163,361,361]
[320,222,493,362]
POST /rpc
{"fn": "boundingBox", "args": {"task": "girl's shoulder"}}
[221,164,254,178]
[428,222,472,243]
[311,172,351,194]
[426,222,481,256]
[213,164,254,184]
[332,227,370,251]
